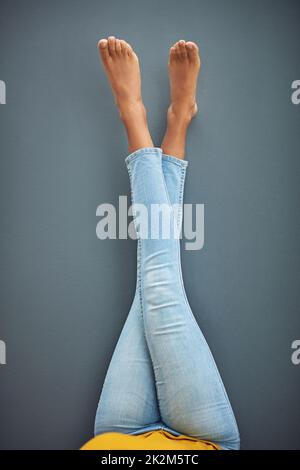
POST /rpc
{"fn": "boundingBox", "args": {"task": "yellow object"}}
[81,430,219,450]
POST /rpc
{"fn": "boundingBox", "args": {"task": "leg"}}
[126,148,240,450]
[95,154,188,436]
[98,36,153,153]
[161,40,200,159]
[94,293,161,435]
[128,39,240,445]
[96,36,239,449]
[95,37,189,436]
[95,37,158,435]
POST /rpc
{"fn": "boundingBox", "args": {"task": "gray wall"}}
[0,0,299,450]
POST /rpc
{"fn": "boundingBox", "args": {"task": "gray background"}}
[0,0,299,450]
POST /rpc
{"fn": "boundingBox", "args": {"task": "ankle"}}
[167,103,196,129]
[119,99,146,123]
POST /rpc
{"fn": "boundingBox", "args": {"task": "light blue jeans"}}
[94,148,240,450]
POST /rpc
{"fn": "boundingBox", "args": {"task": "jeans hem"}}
[162,153,189,168]
[125,147,162,167]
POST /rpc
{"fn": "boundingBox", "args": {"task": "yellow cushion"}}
[81,430,219,450]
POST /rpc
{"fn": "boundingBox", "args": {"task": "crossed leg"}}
[94,152,188,436]
[94,37,240,450]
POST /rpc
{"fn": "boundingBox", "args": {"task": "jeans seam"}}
[177,166,186,229]
[127,165,144,325]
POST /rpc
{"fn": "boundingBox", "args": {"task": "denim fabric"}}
[94,148,240,450]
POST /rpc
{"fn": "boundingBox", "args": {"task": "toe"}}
[98,39,109,62]
[123,40,133,56]
[108,36,116,56]
[186,41,199,62]
[187,41,199,51]
[178,40,187,60]
[120,40,127,55]
[115,38,122,55]
[170,45,176,61]
[175,42,181,60]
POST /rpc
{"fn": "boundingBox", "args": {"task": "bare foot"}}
[168,40,201,124]
[98,36,153,153]
[98,36,145,121]
[160,40,200,159]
